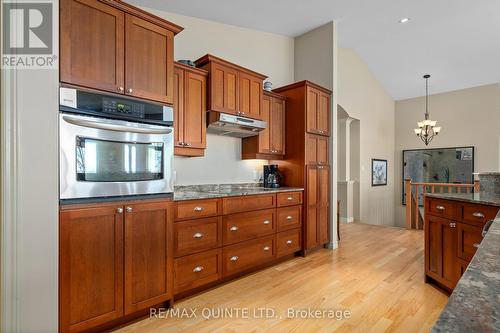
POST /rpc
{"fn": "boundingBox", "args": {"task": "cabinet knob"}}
[193,232,203,239]
[263,220,270,225]
[117,207,123,214]
[178,142,184,146]
[193,206,204,212]
[436,205,445,211]
[230,256,239,261]
[287,197,293,201]
[229,225,239,232]
[286,240,293,245]
[193,266,204,273]
[449,222,456,228]
[263,246,270,251]
[286,215,293,220]
[117,86,124,92]
[472,243,480,248]
[126,207,133,213]
[126,88,133,94]
[185,143,192,147]
[472,212,485,218]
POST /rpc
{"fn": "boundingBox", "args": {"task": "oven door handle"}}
[62,115,172,135]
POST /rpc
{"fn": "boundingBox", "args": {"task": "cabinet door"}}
[441,220,459,288]
[183,70,207,149]
[59,205,124,332]
[173,67,184,147]
[211,62,239,114]
[239,73,263,119]
[305,134,329,165]
[306,166,318,249]
[426,215,443,279]
[317,136,329,165]
[457,222,482,262]
[60,0,124,94]
[125,14,174,104]
[124,201,173,314]
[258,95,272,153]
[317,92,330,136]
[318,166,330,245]
[271,97,285,154]
[306,87,319,134]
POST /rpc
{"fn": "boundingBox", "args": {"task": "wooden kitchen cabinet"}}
[424,196,499,292]
[195,54,267,119]
[124,201,173,314]
[60,198,173,332]
[60,205,124,333]
[273,80,332,253]
[173,62,208,156]
[60,0,183,104]
[241,91,286,159]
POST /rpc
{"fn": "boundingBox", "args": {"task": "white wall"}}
[337,48,396,226]
[294,22,338,248]
[394,83,500,226]
[142,8,295,185]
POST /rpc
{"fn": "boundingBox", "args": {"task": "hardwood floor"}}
[115,223,448,333]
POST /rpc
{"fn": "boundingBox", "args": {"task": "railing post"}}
[405,179,412,229]
[474,180,480,193]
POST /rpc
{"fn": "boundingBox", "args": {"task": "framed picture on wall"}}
[372,159,387,186]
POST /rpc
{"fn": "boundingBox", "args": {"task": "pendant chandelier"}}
[414,74,441,145]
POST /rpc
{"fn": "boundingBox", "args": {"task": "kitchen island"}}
[427,193,500,332]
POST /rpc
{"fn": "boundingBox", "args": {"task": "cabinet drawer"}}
[223,235,275,276]
[174,217,221,257]
[457,222,483,261]
[426,198,454,219]
[174,249,222,293]
[222,194,275,214]
[175,199,220,220]
[277,206,302,231]
[223,209,275,245]
[277,192,303,207]
[461,203,499,227]
[277,229,302,258]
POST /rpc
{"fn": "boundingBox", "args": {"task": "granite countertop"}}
[431,210,500,332]
[425,192,500,207]
[173,183,304,201]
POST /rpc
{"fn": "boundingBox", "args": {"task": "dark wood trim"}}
[174,147,205,157]
[194,54,268,80]
[273,80,332,95]
[99,0,183,34]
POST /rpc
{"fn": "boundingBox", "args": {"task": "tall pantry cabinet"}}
[273,81,332,252]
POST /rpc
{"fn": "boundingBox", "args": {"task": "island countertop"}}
[425,192,500,207]
[431,208,500,332]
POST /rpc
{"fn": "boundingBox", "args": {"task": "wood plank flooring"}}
[115,223,448,333]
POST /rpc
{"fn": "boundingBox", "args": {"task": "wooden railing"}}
[404,179,480,230]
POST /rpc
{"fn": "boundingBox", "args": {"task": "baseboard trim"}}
[340,217,354,223]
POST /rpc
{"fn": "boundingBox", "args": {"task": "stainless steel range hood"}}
[207,111,267,138]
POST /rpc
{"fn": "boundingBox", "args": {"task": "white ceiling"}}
[131,0,500,100]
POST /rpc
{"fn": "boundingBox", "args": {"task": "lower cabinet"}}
[59,199,173,333]
[223,235,275,276]
[305,165,330,250]
[276,228,301,257]
[174,249,223,293]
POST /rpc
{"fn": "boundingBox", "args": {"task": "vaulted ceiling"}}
[131,0,500,100]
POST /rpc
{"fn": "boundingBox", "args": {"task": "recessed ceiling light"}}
[399,17,410,24]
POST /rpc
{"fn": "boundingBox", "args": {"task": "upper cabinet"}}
[306,86,331,136]
[60,0,183,104]
[194,54,267,120]
[242,91,286,159]
[173,62,208,157]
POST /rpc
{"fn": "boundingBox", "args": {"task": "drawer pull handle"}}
[287,197,294,201]
[193,232,203,239]
[473,243,480,248]
[193,266,204,273]
[263,220,270,225]
[126,206,133,213]
[436,205,445,211]
[449,222,456,228]
[472,212,485,218]
[286,215,293,220]
[286,240,293,245]
[230,256,239,262]
[263,246,270,251]
[193,206,204,212]
[230,225,239,231]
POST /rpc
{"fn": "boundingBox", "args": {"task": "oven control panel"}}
[103,98,145,118]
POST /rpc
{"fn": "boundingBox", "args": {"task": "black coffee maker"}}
[263,164,283,188]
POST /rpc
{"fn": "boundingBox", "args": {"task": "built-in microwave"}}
[59,87,174,201]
